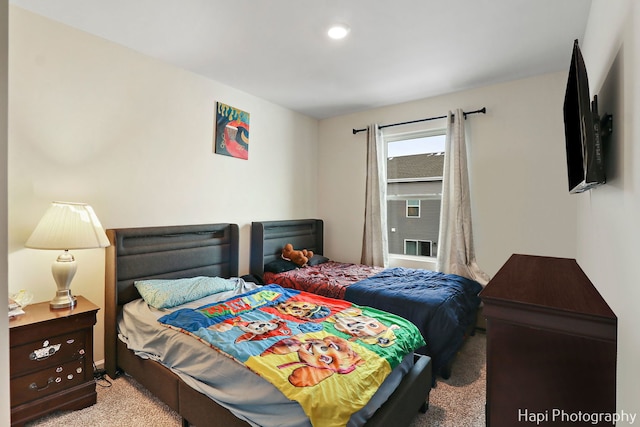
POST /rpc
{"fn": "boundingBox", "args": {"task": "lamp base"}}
[50,251,77,309]
[50,290,77,309]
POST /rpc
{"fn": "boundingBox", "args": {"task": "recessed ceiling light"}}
[328,24,350,40]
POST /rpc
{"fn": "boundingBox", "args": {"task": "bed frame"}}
[105,223,432,427]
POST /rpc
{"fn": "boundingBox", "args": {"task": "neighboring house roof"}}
[387,153,444,180]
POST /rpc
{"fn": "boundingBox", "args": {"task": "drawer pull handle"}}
[29,377,55,392]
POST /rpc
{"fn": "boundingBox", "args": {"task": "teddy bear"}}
[281,243,314,267]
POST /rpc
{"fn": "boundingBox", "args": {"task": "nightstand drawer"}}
[10,330,87,377]
[10,358,88,406]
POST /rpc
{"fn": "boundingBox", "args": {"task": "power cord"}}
[93,361,113,388]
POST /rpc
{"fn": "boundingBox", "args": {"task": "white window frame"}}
[385,127,446,265]
[406,199,421,218]
[404,239,434,257]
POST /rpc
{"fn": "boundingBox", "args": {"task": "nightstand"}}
[9,296,99,427]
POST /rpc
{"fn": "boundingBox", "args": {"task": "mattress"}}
[117,278,415,427]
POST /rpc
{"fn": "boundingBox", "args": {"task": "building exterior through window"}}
[386,131,445,258]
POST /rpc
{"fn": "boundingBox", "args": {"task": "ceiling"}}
[10,0,592,119]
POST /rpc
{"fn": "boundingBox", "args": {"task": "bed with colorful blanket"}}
[159,284,425,427]
[106,223,433,427]
[250,219,483,379]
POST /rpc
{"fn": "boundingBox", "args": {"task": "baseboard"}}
[94,359,105,370]
[93,359,106,379]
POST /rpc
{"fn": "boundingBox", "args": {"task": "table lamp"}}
[25,201,110,309]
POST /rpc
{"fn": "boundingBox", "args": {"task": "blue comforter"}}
[344,267,482,377]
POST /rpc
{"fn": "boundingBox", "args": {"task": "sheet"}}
[118,278,418,427]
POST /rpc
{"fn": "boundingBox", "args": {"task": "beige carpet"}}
[409,331,486,427]
[27,332,486,427]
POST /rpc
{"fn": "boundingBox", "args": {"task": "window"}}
[404,239,434,257]
[406,200,420,217]
[386,130,445,258]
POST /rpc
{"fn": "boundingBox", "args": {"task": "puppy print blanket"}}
[159,284,425,427]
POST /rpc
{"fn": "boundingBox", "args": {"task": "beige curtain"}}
[361,124,388,267]
[436,110,489,285]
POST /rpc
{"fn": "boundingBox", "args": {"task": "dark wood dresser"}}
[9,296,99,426]
[480,254,617,427]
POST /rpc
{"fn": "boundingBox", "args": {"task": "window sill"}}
[388,254,437,270]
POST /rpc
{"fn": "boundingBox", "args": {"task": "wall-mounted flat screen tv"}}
[563,39,606,194]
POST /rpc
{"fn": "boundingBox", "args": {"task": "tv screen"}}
[563,39,605,194]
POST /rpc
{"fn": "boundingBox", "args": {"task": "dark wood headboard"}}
[250,219,323,276]
[104,223,239,377]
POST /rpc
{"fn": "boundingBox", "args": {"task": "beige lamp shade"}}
[26,201,110,250]
[26,202,110,309]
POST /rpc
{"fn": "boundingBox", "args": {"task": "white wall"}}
[318,72,578,278]
[8,6,319,363]
[578,0,640,422]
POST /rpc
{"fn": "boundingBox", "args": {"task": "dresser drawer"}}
[10,358,89,406]
[10,330,87,377]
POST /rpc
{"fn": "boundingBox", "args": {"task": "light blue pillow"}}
[134,276,237,309]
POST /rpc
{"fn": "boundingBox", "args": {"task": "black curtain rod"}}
[352,107,486,135]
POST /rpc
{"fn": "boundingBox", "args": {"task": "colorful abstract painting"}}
[214,102,250,160]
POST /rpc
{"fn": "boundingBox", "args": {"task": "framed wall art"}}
[214,102,250,160]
